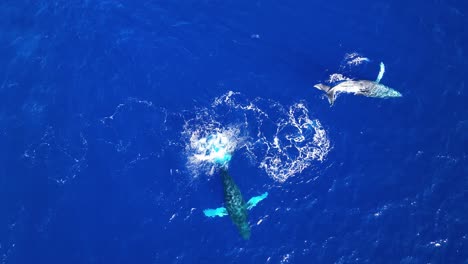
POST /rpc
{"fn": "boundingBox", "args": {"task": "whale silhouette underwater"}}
[203,168,268,240]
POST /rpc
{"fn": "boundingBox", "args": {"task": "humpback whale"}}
[220,168,251,240]
[314,80,402,106]
[203,168,268,240]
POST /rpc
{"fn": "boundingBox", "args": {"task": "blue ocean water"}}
[1,0,467,263]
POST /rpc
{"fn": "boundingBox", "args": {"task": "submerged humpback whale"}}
[314,80,402,106]
[220,168,251,240]
[203,168,268,240]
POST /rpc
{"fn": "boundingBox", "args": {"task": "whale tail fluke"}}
[314,84,336,106]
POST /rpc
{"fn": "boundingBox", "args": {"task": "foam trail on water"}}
[327,53,370,84]
[327,73,351,84]
[182,92,330,182]
[328,54,386,86]
[256,103,329,182]
[344,52,370,66]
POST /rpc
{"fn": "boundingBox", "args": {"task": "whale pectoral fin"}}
[203,207,228,218]
[246,192,268,210]
[375,62,385,83]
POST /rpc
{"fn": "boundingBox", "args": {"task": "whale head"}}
[383,85,402,98]
[388,89,402,97]
[373,83,402,98]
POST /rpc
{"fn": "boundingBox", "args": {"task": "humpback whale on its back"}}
[314,80,402,106]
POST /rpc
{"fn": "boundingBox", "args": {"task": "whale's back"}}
[221,169,251,239]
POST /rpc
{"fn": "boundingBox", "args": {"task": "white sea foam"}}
[182,92,330,182]
[185,123,243,175]
[344,52,370,66]
[327,53,385,86]
[327,73,351,84]
[258,104,329,182]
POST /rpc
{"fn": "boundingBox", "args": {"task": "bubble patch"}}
[182,91,330,182]
[327,73,351,84]
[184,123,243,176]
[344,52,370,66]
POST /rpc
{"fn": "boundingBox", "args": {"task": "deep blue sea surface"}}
[1,0,467,263]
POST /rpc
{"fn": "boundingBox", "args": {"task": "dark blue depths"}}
[0,0,467,263]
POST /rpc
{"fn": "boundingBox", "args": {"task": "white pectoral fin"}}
[204,192,269,218]
[246,192,268,210]
[203,207,228,218]
[375,62,385,83]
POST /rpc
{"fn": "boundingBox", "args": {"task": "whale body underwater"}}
[314,80,402,106]
[220,168,251,240]
[203,168,268,240]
